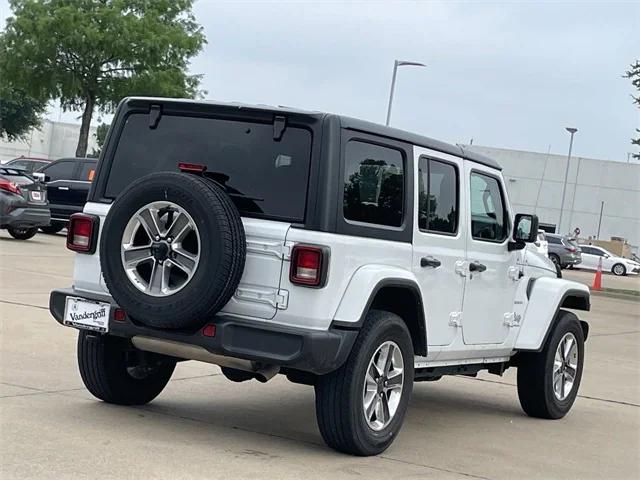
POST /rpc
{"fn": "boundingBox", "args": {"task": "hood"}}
[519,247,558,276]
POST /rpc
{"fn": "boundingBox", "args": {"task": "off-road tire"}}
[315,310,414,456]
[517,310,584,419]
[100,172,246,330]
[77,330,175,405]
[7,226,38,240]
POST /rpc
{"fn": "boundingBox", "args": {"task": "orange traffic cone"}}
[592,256,603,291]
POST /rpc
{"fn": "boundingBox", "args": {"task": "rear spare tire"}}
[100,172,246,330]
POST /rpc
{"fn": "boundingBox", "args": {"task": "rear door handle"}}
[469,261,487,272]
[420,256,442,268]
[57,186,70,191]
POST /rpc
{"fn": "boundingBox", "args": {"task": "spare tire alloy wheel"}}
[100,172,246,330]
[121,201,200,297]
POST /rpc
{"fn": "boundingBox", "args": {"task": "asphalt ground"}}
[1,231,638,479]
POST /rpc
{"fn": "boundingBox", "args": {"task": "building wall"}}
[0,119,98,163]
[465,145,640,250]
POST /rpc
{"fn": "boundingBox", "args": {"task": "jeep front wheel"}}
[315,310,414,456]
[77,330,176,405]
[517,310,584,419]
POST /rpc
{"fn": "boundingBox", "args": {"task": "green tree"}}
[0,84,47,141]
[88,122,110,158]
[624,60,640,160]
[0,0,206,157]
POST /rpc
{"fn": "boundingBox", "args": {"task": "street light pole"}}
[557,127,577,234]
[385,60,425,126]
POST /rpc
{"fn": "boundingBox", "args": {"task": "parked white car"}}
[578,245,640,276]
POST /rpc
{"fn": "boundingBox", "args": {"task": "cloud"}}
[2,0,637,160]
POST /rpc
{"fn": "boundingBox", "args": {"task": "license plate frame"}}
[30,190,42,201]
[63,296,110,333]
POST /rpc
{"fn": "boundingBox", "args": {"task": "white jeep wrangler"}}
[50,97,590,456]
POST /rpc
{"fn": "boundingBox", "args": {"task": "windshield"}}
[105,113,313,222]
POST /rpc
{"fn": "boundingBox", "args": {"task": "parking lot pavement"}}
[563,267,640,292]
[1,231,639,480]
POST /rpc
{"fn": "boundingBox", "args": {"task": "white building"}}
[465,145,640,250]
[0,119,97,163]
[2,121,638,249]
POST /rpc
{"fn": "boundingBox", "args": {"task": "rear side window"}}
[470,172,508,242]
[418,158,458,234]
[42,160,76,181]
[105,114,312,222]
[343,140,404,227]
[547,236,561,245]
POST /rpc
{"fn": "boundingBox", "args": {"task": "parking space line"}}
[0,299,48,310]
[457,376,640,407]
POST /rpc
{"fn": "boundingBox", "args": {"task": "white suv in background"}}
[578,245,640,276]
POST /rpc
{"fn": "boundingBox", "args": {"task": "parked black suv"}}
[35,157,97,233]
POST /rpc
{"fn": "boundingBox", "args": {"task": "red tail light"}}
[565,246,576,253]
[290,245,328,287]
[0,178,21,195]
[178,162,207,173]
[67,213,99,253]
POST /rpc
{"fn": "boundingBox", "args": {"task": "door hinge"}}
[149,104,162,129]
[449,312,462,328]
[454,260,468,277]
[503,312,522,328]
[245,240,291,260]
[508,266,523,281]
[234,288,289,309]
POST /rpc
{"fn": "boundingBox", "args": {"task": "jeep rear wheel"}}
[517,310,584,419]
[315,310,414,456]
[100,172,246,330]
[77,330,176,405]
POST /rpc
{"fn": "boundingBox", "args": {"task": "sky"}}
[1,0,639,161]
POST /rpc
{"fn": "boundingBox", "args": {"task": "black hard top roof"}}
[123,97,502,171]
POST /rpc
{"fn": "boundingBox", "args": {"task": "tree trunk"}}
[75,93,94,157]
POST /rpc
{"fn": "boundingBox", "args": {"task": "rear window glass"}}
[105,114,313,222]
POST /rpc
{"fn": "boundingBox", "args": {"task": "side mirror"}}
[509,213,539,251]
[32,172,49,183]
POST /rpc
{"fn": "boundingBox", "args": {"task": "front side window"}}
[79,161,97,182]
[43,161,76,181]
[418,158,458,234]
[343,140,404,227]
[470,172,508,242]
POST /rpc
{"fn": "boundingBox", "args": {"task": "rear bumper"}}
[562,256,581,265]
[0,206,51,228]
[49,204,82,223]
[49,288,357,375]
